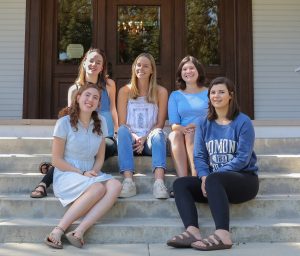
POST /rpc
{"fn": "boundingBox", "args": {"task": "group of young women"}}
[35,48,258,251]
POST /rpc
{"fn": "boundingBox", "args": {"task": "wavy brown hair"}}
[58,84,102,135]
[176,55,206,90]
[207,76,240,121]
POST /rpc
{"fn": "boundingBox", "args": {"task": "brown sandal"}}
[30,184,47,198]
[167,231,201,248]
[39,162,53,174]
[191,233,232,251]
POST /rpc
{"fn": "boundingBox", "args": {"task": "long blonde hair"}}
[129,53,158,104]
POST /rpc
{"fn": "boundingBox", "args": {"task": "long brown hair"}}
[176,55,206,90]
[75,48,108,89]
[129,53,158,104]
[207,76,240,121]
[58,84,102,135]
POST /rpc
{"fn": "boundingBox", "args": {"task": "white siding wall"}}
[253,0,300,119]
[0,0,25,119]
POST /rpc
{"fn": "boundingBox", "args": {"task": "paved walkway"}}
[1,243,300,256]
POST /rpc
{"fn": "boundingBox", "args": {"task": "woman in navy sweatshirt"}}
[167,76,259,251]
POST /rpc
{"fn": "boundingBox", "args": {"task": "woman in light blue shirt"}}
[168,56,208,179]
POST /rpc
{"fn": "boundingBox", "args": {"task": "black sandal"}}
[39,162,53,174]
[30,184,47,198]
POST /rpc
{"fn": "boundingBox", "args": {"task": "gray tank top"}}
[126,96,158,137]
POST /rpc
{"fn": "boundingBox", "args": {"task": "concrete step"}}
[1,193,300,219]
[0,173,299,195]
[1,137,300,154]
[0,217,300,243]
[0,172,300,195]
[1,243,300,256]
[1,154,300,173]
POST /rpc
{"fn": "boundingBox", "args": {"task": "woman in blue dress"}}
[30,48,118,198]
[44,84,121,249]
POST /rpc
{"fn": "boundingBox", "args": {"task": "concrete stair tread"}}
[0,171,300,179]
[1,192,300,201]
[2,153,300,156]
[1,217,300,243]
[1,217,300,227]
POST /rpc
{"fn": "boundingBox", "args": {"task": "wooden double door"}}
[24,0,254,119]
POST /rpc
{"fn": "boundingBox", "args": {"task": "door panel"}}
[106,0,174,92]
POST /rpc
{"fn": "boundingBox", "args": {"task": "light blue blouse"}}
[168,89,209,126]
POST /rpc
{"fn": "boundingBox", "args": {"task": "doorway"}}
[23,0,253,119]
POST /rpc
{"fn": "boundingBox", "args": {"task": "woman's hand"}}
[201,176,207,197]
[83,170,99,177]
[133,135,147,154]
[182,123,196,135]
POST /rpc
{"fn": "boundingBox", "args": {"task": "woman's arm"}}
[86,137,106,177]
[117,85,130,126]
[106,78,119,133]
[193,121,210,178]
[52,137,82,174]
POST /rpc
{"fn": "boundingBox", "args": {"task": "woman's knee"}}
[117,125,131,138]
[151,128,165,142]
[150,128,165,139]
[89,183,106,199]
[168,130,183,142]
[106,179,122,194]
[173,177,190,193]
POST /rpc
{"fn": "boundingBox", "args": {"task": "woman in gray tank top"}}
[117,53,169,199]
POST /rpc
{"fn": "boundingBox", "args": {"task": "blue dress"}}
[53,115,113,207]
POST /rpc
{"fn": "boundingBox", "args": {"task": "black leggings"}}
[173,172,259,231]
[41,137,117,188]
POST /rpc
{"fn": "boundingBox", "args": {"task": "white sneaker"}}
[153,179,169,199]
[119,178,137,198]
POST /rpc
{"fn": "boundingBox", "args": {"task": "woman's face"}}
[84,52,103,76]
[181,61,199,85]
[134,56,153,80]
[209,83,232,110]
[77,87,100,113]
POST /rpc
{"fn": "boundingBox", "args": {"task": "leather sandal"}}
[30,184,47,198]
[191,233,233,251]
[66,230,85,248]
[167,230,201,248]
[44,226,65,249]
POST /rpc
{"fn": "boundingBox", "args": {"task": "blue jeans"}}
[117,125,166,173]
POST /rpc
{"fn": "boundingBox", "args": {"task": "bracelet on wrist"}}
[82,171,86,175]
